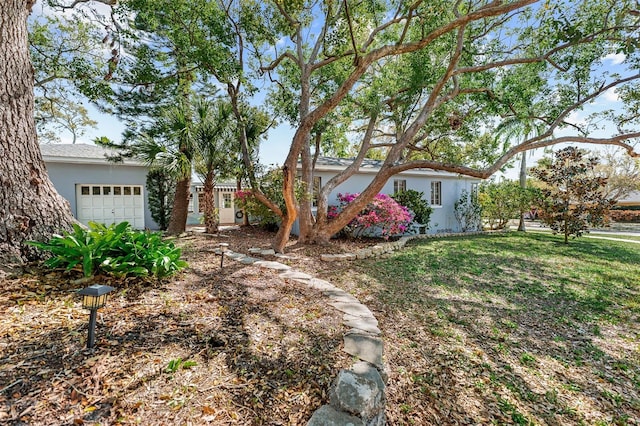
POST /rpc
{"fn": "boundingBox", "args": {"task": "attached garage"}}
[41,144,159,230]
[76,184,145,228]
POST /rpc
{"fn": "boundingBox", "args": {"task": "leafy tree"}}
[495,102,547,231]
[391,190,433,227]
[593,149,640,201]
[454,190,482,232]
[478,180,539,230]
[531,147,615,244]
[146,168,175,231]
[251,0,640,252]
[29,13,110,143]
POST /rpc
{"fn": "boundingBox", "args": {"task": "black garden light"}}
[77,284,115,348]
[219,243,229,269]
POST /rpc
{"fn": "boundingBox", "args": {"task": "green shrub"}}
[609,209,640,222]
[391,190,433,226]
[454,189,482,232]
[235,168,307,230]
[28,222,187,278]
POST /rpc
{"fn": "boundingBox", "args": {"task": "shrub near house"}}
[328,193,413,239]
[610,209,640,222]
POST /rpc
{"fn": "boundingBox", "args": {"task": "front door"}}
[218,192,235,224]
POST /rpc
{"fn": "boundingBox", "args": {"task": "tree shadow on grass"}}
[345,233,640,424]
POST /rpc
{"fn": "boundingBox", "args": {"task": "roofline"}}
[309,163,480,179]
[42,155,146,167]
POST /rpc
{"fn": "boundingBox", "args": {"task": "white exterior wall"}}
[294,169,481,235]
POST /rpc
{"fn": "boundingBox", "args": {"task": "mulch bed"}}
[0,226,375,425]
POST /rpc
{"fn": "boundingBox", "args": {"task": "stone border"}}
[215,248,387,425]
[320,230,495,262]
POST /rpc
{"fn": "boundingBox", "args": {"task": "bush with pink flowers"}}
[328,192,414,238]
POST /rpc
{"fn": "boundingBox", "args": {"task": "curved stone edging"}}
[216,248,387,425]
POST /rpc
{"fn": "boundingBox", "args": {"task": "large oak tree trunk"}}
[0,1,76,266]
[166,176,190,235]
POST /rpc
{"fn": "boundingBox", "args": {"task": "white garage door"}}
[76,184,145,229]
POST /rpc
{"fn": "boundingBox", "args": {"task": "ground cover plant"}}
[27,222,187,278]
[320,233,640,424]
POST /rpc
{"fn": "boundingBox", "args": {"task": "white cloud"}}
[564,111,587,127]
[602,87,620,102]
[603,53,626,65]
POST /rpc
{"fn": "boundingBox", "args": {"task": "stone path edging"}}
[215,247,387,425]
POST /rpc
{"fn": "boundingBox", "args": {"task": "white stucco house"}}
[40,145,482,234]
[40,144,242,230]
[296,157,483,235]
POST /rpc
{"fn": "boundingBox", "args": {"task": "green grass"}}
[337,232,640,424]
[374,233,640,322]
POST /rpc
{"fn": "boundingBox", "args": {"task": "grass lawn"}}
[322,232,640,425]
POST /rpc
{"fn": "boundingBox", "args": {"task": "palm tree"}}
[230,105,271,226]
[193,99,234,234]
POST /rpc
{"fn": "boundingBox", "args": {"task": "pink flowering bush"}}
[328,193,414,239]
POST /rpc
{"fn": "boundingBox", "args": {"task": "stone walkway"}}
[216,247,387,425]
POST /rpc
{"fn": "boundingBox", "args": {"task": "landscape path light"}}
[77,284,115,349]
[219,243,229,269]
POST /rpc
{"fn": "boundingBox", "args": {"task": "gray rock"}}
[306,278,336,291]
[280,270,314,280]
[307,405,364,426]
[330,362,385,421]
[274,253,296,259]
[239,256,258,264]
[329,302,374,318]
[253,260,290,271]
[324,289,360,303]
[260,249,276,256]
[344,317,381,335]
[344,313,378,326]
[320,254,337,262]
[343,333,383,367]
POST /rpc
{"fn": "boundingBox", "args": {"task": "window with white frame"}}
[430,181,442,206]
[393,179,407,194]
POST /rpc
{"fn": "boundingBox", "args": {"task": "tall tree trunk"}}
[271,165,297,253]
[0,1,76,266]
[518,152,527,231]
[202,171,217,234]
[298,136,314,241]
[166,177,190,235]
